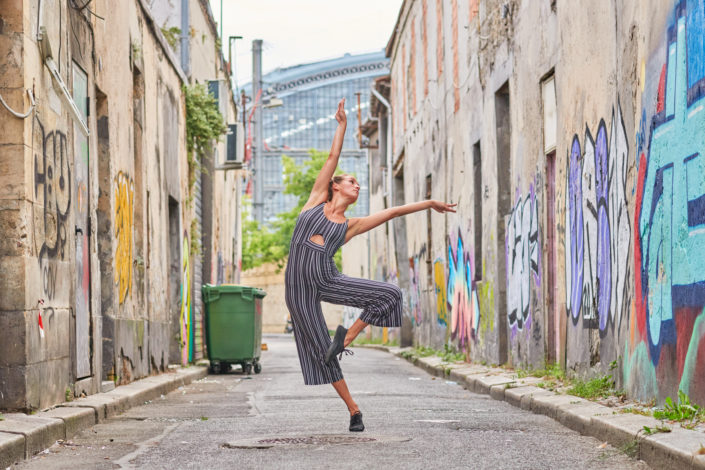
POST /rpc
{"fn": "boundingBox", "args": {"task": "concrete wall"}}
[379,0,705,405]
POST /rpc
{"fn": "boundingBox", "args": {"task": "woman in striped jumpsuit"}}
[284,99,456,432]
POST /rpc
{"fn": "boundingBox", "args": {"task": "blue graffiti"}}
[639,0,705,365]
[447,231,478,348]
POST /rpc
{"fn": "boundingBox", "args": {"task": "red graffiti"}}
[656,64,666,113]
[634,153,647,341]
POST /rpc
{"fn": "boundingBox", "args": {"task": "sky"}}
[208,0,403,90]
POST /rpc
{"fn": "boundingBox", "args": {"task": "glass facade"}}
[249,51,389,225]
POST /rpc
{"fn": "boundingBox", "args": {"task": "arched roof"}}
[246,50,389,98]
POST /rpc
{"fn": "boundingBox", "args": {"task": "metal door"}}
[73,62,91,378]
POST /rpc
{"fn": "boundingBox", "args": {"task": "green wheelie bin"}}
[202,284,266,375]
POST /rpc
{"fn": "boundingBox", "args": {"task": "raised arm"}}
[344,200,457,243]
[302,99,347,211]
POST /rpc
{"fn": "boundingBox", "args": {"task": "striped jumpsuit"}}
[285,202,403,385]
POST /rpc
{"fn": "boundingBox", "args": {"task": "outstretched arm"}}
[302,99,347,211]
[344,200,456,243]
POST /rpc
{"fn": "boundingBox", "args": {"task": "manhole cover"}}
[224,434,411,449]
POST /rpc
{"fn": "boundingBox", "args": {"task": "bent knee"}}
[388,284,403,305]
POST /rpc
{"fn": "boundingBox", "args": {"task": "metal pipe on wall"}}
[180,0,190,75]
[252,39,264,223]
[370,86,393,272]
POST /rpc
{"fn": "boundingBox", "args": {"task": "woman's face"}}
[335,175,360,201]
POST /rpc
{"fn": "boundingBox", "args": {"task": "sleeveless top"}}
[289,202,348,259]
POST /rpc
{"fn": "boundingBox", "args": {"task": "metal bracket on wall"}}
[214,161,244,171]
[38,26,90,137]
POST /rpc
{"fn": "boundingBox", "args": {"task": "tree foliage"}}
[242,150,343,271]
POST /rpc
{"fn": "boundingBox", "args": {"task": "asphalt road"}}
[17,334,648,469]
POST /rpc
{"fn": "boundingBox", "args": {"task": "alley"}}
[18,335,647,469]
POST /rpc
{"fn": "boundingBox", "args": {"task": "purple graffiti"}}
[595,123,611,331]
[567,136,584,321]
[565,104,630,333]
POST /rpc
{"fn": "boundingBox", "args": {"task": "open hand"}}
[335,98,347,125]
[430,200,457,213]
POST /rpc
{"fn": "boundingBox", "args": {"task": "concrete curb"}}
[0,365,207,467]
[361,344,705,469]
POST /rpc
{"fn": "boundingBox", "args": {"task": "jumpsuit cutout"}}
[285,203,403,385]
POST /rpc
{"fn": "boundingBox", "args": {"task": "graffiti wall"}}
[565,104,631,335]
[505,184,544,366]
[447,230,479,351]
[33,117,71,302]
[374,0,705,406]
[434,258,448,326]
[625,0,705,403]
[408,244,426,326]
[506,187,540,333]
[180,232,193,364]
[114,172,134,304]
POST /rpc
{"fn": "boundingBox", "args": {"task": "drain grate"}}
[258,436,376,445]
[224,434,410,449]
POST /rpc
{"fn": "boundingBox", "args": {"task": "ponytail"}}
[327,175,347,201]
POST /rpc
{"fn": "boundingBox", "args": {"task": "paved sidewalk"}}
[367,345,705,470]
[0,366,207,468]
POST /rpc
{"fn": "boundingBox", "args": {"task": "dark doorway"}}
[495,82,511,365]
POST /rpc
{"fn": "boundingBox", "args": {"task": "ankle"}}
[343,331,355,347]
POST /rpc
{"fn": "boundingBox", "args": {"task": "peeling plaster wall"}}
[381,0,705,405]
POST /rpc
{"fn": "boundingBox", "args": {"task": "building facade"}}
[375,0,705,405]
[0,0,242,411]
[252,51,389,224]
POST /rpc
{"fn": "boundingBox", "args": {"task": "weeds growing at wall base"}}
[618,439,640,459]
[641,425,671,435]
[514,362,565,381]
[618,406,652,417]
[652,390,705,428]
[400,345,466,363]
[350,336,399,347]
[567,375,622,400]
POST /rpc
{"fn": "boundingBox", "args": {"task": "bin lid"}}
[202,284,266,298]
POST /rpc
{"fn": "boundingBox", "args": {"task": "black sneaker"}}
[325,325,347,365]
[349,411,364,432]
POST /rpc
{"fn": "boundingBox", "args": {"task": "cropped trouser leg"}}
[319,275,403,328]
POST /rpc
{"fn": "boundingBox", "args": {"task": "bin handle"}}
[203,289,220,303]
[241,289,253,301]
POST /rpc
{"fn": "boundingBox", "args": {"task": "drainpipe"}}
[370,87,392,203]
[371,86,393,276]
[180,0,190,76]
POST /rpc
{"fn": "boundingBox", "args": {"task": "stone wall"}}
[0,0,241,411]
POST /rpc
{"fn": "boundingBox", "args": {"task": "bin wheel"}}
[209,362,220,374]
[254,362,262,374]
[219,362,230,374]
[244,363,253,375]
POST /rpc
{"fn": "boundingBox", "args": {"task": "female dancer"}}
[284,98,456,432]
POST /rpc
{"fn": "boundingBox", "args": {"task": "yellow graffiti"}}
[114,172,134,304]
[434,259,448,326]
[180,234,192,364]
[478,281,495,339]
